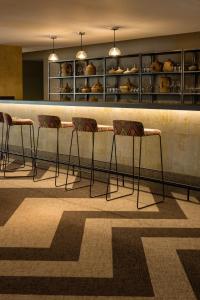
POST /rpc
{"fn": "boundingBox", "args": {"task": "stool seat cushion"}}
[144,128,161,136]
[12,118,33,126]
[61,121,73,128]
[97,125,113,132]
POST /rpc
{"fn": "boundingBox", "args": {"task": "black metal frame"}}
[2,124,35,178]
[65,129,118,197]
[33,127,60,185]
[48,48,200,105]
[106,134,165,209]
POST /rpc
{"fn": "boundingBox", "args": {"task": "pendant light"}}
[48,35,59,62]
[76,32,87,60]
[109,27,121,57]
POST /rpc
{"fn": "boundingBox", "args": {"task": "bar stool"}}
[65,117,114,197]
[0,112,4,171]
[106,120,165,209]
[3,113,35,177]
[34,115,73,186]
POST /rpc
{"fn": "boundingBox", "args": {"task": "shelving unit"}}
[48,48,200,105]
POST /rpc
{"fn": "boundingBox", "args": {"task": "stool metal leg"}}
[33,127,40,179]
[90,132,119,198]
[65,129,92,191]
[3,124,10,177]
[34,127,60,184]
[55,128,60,186]
[3,124,35,178]
[136,137,142,209]
[137,135,165,209]
[29,124,35,170]
[0,122,4,171]
[21,125,25,167]
[106,134,118,200]
[106,134,135,201]
[159,135,165,202]
[76,130,82,180]
[89,132,95,196]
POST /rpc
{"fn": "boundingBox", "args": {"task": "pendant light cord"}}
[53,37,55,53]
[81,33,83,51]
[113,29,116,48]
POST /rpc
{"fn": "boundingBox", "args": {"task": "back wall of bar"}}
[23,31,200,100]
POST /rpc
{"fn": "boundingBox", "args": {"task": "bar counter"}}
[0,100,200,181]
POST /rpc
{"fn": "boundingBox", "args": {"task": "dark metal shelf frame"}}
[48,48,200,105]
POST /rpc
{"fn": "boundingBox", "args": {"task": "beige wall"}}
[23,32,200,100]
[0,45,23,99]
[0,102,199,179]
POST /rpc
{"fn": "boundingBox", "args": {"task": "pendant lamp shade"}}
[76,32,87,60]
[48,36,59,62]
[109,27,121,57]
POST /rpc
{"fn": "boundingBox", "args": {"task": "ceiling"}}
[1,0,200,52]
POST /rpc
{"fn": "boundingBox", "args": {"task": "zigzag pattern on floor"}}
[0,164,200,300]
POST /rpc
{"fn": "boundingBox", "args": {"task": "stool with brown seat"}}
[106,120,165,209]
[3,113,35,177]
[34,115,73,186]
[65,117,114,197]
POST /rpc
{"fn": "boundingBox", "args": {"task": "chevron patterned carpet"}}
[0,163,200,300]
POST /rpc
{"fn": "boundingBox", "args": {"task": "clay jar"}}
[84,62,96,75]
[81,84,91,93]
[163,59,174,72]
[115,67,124,74]
[89,96,98,102]
[60,82,72,93]
[159,76,171,93]
[120,78,134,93]
[150,59,163,72]
[130,64,139,73]
[61,62,72,76]
[91,80,103,93]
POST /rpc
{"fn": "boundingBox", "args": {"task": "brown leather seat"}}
[144,128,161,136]
[61,121,73,128]
[12,117,34,126]
[97,124,113,132]
[3,113,33,126]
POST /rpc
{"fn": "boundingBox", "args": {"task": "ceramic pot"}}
[91,80,103,93]
[163,59,174,72]
[85,63,96,75]
[150,59,163,72]
[115,66,124,74]
[159,76,171,93]
[60,82,72,93]
[81,84,91,93]
[61,63,72,76]
[188,65,198,71]
[130,64,139,73]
